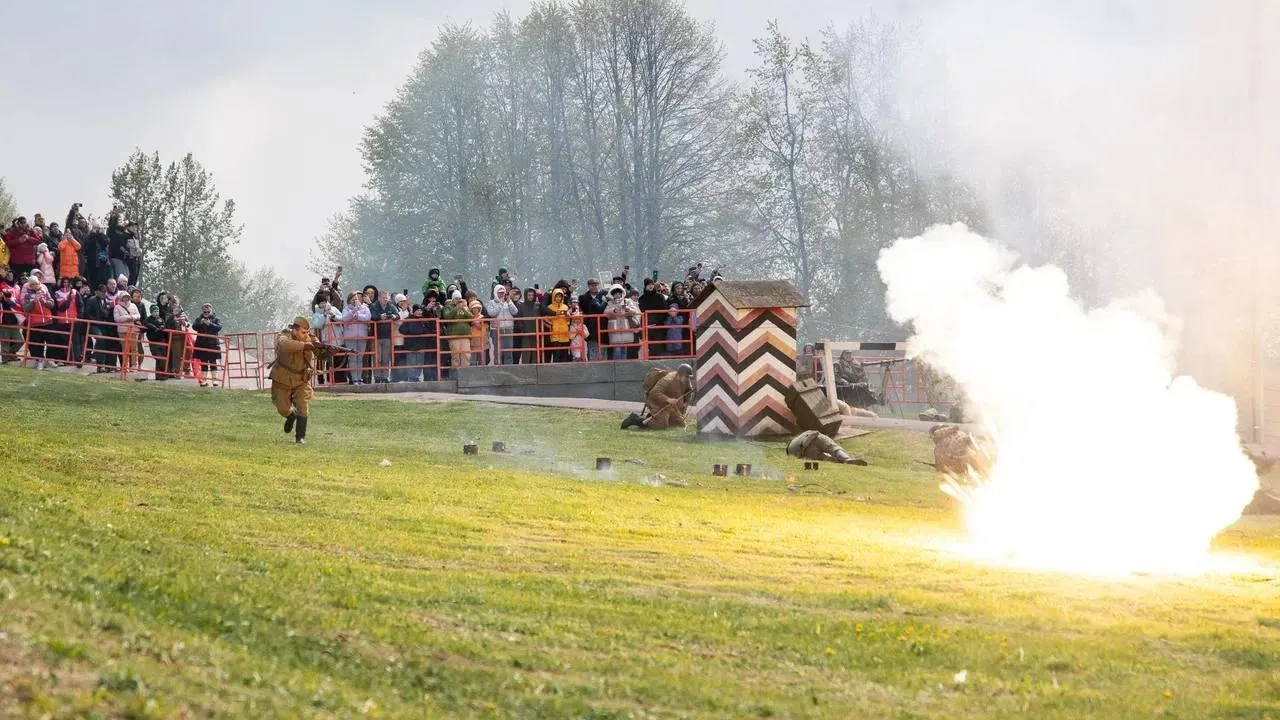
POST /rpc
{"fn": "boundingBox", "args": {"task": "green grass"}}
[1,366,1279,719]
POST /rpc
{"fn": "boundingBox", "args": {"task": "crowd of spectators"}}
[2,202,225,385]
[4,198,711,387]
[307,263,715,384]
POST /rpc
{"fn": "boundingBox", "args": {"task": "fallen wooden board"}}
[834,427,873,441]
[840,415,982,434]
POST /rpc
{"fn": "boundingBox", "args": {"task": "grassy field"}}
[2,366,1279,719]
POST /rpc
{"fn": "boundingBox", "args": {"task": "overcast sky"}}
[2,0,907,292]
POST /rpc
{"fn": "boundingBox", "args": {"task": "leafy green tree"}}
[111,150,264,328]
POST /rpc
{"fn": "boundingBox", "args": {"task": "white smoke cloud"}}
[879,223,1258,575]
[890,0,1280,422]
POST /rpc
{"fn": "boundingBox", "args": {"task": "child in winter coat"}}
[569,310,589,361]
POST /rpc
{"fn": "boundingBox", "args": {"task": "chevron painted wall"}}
[693,281,806,437]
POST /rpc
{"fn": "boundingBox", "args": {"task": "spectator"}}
[399,304,432,382]
[84,222,110,289]
[543,288,571,363]
[311,298,342,384]
[162,300,187,378]
[83,284,113,372]
[514,287,540,364]
[370,288,398,383]
[143,304,168,379]
[35,243,56,290]
[107,209,128,280]
[0,283,24,364]
[391,293,411,381]
[68,283,90,367]
[421,268,446,300]
[192,303,223,387]
[442,291,472,373]
[3,217,39,277]
[569,310,589,361]
[603,284,638,360]
[21,276,56,369]
[310,269,344,312]
[467,298,488,366]
[340,290,372,385]
[50,278,77,365]
[109,289,139,371]
[663,302,689,357]
[57,228,81,282]
[485,284,518,365]
[578,279,605,361]
[104,277,120,305]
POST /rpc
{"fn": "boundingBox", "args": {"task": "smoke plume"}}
[890,0,1280,423]
[879,223,1258,575]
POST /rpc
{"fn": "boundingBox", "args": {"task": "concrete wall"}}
[315,359,692,402]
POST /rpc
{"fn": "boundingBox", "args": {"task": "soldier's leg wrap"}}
[284,412,296,434]
[292,384,314,443]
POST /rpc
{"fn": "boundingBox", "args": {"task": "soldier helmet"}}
[291,316,311,330]
[677,364,693,376]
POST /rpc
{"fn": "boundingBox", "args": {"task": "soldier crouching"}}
[271,316,323,444]
[621,364,695,431]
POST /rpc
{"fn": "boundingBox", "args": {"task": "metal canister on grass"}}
[463,443,479,456]
[596,457,612,471]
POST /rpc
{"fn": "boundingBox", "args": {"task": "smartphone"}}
[652,270,659,281]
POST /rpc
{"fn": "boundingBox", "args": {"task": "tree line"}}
[311,0,987,339]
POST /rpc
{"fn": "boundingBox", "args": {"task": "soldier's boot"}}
[283,411,296,434]
[295,416,308,445]
[833,448,869,466]
[620,412,643,430]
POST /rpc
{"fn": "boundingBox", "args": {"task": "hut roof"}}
[694,280,808,310]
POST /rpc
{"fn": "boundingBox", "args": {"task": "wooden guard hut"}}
[693,280,808,437]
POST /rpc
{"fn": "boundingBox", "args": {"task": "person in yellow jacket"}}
[271,316,325,444]
[543,288,571,362]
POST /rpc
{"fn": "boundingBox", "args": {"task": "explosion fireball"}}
[879,224,1260,576]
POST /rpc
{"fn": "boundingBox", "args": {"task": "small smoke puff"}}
[379,459,391,467]
[954,670,967,684]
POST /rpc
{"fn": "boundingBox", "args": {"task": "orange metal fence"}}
[2,312,962,404]
[1,310,696,388]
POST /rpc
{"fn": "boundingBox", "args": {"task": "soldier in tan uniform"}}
[271,316,323,444]
[785,430,869,465]
[929,424,993,478]
[620,364,694,430]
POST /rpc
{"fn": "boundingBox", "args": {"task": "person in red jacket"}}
[3,217,39,278]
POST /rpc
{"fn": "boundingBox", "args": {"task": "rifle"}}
[280,326,351,357]
[311,341,351,356]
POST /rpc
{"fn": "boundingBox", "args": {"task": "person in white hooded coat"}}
[484,284,519,365]
[603,284,640,360]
